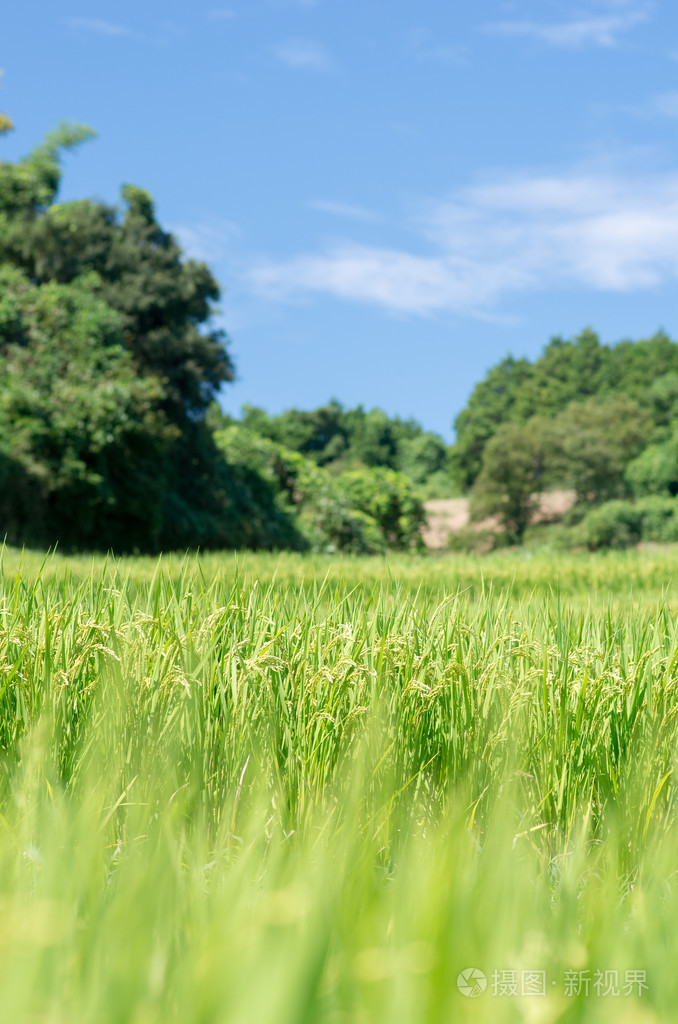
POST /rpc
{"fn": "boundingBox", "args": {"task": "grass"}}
[1,544,678,1021]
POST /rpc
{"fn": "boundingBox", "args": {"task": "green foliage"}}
[395,431,448,485]
[576,499,645,550]
[419,467,463,499]
[214,426,424,553]
[649,372,678,428]
[577,496,678,549]
[554,393,651,503]
[0,122,94,219]
[469,393,652,547]
[2,185,232,421]
[515,327,613,416]
[239,400,348,463]
[625,436,678,498]
[609,332,678,402]
[342,406,397,467]
[0,124,232,446]
[235,400,455,491]
[0,123,286,553]
[298,495,387,554]
[469,418,554,543]
[639,495,678,542]
[0,267,173,550]
[451,355,533,488]
[454,328,678,487]
[338,467,426,549]
[213,425,323,549]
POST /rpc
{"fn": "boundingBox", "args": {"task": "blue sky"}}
[3,0,678,438]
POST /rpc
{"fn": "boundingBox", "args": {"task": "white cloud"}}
[274,39,332,71]
[247,168,678,316]
[484,8,649,47]
[169,221,240,265]
[250,246,527,315]
[309,200,381,223]
[67,17,136,37]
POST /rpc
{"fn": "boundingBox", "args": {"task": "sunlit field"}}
[2,544,678,1022]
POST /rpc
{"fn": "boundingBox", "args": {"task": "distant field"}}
[1,544,678,1022]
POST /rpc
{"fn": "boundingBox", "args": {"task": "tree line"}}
[458,330,678,547]
[0,121,434,554]
[3,118,678,554]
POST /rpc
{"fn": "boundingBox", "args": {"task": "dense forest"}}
[2,120,678,553]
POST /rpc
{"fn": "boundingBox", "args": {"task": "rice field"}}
[2,543,678,1022]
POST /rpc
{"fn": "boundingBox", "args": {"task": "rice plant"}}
[0,544,677,1022]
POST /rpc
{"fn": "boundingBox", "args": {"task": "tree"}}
[339,467,426,549]
[625,436,678,499]
[396,432,448,484]
[516,329,610,417]
[0,267,173,550]
[452,356,533,488]
[0,128,234,407]
[234,400,453,488]
[452,329,678,489]
[213,426,422,553]
[341,407,396,468]
[554,394,651,504]
[469,419,555,544]
[648,372,678,430]
[0,122,251,551]
[0,122,95,222]
[609,332,678,404]
[1,175,233,422]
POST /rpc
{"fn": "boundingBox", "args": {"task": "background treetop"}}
[454,328,678,488]
[0,124,232,422]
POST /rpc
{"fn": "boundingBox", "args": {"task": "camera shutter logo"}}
[457,968,487,997]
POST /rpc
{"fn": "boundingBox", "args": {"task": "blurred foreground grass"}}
[1,544,678,1022]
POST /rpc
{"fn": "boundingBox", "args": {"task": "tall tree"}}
[452,356,533,488]
[0,122,290,551]
[0,131,233,423]
[0,266,173,550]
[555,395,651,504]
[469,418,555,544]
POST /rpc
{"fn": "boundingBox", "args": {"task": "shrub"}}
[637,496,678,543]
[338,467,426,549]
[214,427,420,553]
[577,496,678,549]
[578,501,644,550]
[298,498,386,555]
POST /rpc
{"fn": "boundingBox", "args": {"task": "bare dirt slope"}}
[422,490,576,549]
[422,499,471,549]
